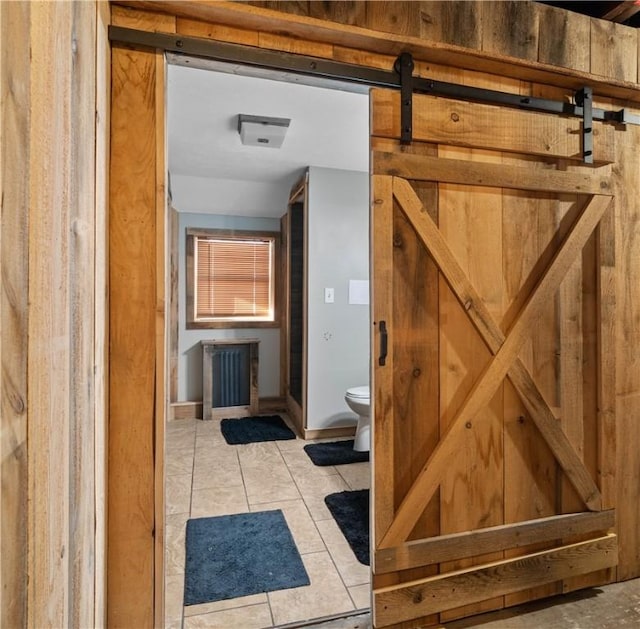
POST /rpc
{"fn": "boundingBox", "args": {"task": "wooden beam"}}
[380,183,610,547]
[112,1,640,103]
[371,175,396,547]
[0,3,30,627]
[371,90,616,164]
[597,204,617,511]
[108,44,157,628]
[373,151,613,195]
[392,179,602,514]
[602,1,640,23]
[375,510,615,574]
[374,534,618,626]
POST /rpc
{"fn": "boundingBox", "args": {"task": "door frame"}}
[107,7,624,627]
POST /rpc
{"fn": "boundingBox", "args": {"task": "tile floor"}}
[164,416,370,629]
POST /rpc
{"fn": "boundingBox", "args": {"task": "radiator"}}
[211,344,251,408]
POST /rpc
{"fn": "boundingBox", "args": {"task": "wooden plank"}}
[436,143,505,622]
[177,17,259,46]
[602,1,640,22]
[590,18,638,84]
[370,90,616,164]
[111,1,640,103]
[481,0,539,61]
[69,2,98,626]
[380,187,610,547]
[394,177,601,515]
[374,534,618,626]
[28,3,73,626]
[373,151,613,195]
[153,48,166,629]
[94,4,110,625]
[376,510,615,574]
[111,4,176,31]
[503,153,562,608]
[169,206,179,402]
[371,175,395,549]
[597,206,616,511]
[108,44,157,628]
[365,1,421,38]
[308,1,367,27]
[614,124,640,582]
[537,4,590,73]
[419,1,483,49]
[0,2,30,627]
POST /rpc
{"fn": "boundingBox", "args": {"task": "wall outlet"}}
[324,287,335,303]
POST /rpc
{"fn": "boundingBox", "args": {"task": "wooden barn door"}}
[370,88,618,628]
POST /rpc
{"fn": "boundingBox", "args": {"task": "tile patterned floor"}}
[164,416,370,628]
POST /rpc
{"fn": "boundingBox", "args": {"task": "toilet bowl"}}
[345,385,370,452]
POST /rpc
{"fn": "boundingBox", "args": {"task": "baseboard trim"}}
[169,396,287,421]
[170,401,203,420]
[304,425,356,441]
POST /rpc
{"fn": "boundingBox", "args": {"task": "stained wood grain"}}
[374,534,618,626]
[373,151,612,195]
[114,1,640,102]
[69,2,98,626]
[169,206,179,402]
[419,1,482,49]
[109,44,157,628]
[176,17,259,46]
[376,510,615,574]
[94,2,110,624]
[381,189,610,547]
[537,4,590,72]
[481,0,539,61]
[393,177,601,512]
[590,18,638,84]
[0,3,30,627]
[436,143,504,621]
[28,3,74,626]
[370,90,616,164]
[153,48,166,628]
[309,1,367,27]
[365,1,421,38]
[371,175,395,550]
[614,124,640,581]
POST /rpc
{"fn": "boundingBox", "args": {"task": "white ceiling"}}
[167,62,370,218]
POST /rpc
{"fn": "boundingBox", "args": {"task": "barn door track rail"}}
[110,25,640,163]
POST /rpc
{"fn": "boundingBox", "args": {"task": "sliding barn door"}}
[370,88,617,628]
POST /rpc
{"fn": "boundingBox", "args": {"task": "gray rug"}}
[184,510,310,605]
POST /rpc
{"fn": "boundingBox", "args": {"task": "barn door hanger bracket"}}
[395,52,414,145]
[575,87,593,164]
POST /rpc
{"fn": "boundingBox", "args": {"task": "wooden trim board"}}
[375,510,615,574]
[373,151,613,195]
[374,534,618,626]
[112,1,640,103]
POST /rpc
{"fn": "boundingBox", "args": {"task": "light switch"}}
[324,287,335,303]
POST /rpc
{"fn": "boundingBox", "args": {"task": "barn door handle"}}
[378,320,388,366]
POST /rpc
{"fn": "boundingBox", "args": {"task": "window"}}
[186,228,280,328]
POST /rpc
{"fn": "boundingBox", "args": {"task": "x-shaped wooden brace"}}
[379,177,612,549]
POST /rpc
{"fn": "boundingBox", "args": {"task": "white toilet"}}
[345,385,371,452]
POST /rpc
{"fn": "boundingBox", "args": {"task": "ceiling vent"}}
[237,114,291,149]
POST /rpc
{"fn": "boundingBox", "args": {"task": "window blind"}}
[195,237,273,320]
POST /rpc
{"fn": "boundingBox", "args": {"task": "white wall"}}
[178,212,281,401]
[306,167,370,430]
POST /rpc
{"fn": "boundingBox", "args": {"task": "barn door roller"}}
[393,52,621,164]
[109,25,640,164]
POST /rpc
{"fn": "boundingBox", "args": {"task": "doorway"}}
[163,59,371,627]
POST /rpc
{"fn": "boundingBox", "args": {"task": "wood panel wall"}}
[103,0,640,626]
[0,1,109,627]
[247,0,639,84]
